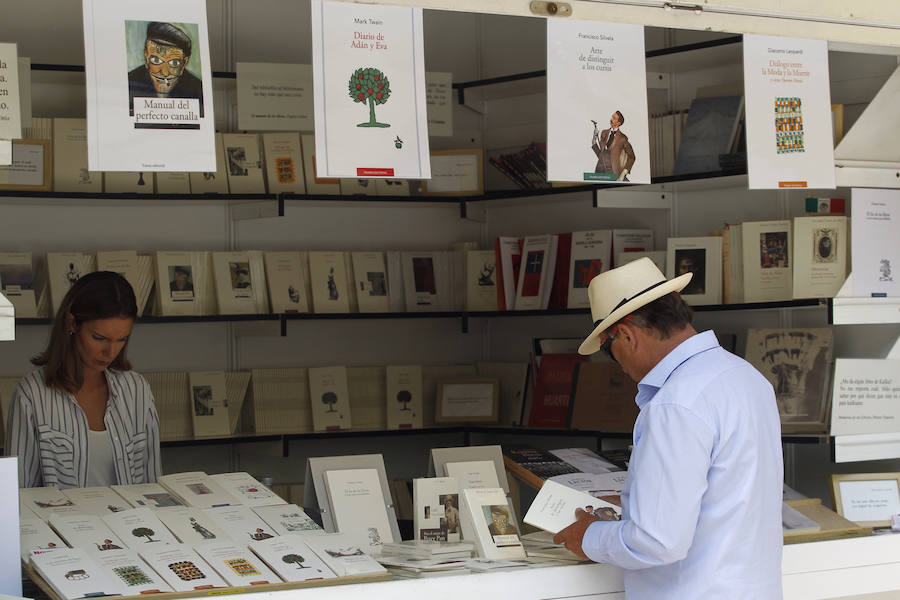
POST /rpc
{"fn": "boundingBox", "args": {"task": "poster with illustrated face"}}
[546,20,650,184]
[311,0,430,179]
[83,0,216,172]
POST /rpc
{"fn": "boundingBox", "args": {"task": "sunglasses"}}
[599,315,632,362]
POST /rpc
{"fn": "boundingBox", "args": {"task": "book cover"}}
[323,468,396,547]
[742,220,793,302]
[0,252,37,318]
[611,229,654,265]
[523,480,621,534]
[155,171,191,193]
[465,250,499,311]
[476,362,529,427]
[264,251,309,314]
[60,487,132,516]
[20,487,84,522]
[52,118,101,193]
[202,505,279,544]
[720,225,744,304]
[308,251,351,313]
[19,517,68,560]
[792,215,848,299]
[101,506,181,548]
[189,132,230,193]
[110,483,186,510]
[527,353,588,428]
[211,251,264,315]
[209,472,286,507]
[194,541,282,586]
[262,132,305,194]
[351,251,390,313]
[547,232,572,310]
[665,236,723,306]
[154,251,204,316]
[138,544,227,592]
[412,477,461,542]
[851,189,900,297]
[88,548,174,594]
[252,504,323,536]
[30,548,124,599]
[48,514,127,552]
[460,488,525,560]
[567,230,612,309]
[46,252,91,317]
[304,532,387,577]
[569,361,639,432]
[222,133,266,193]
[157,472,239,509]
[154,507,229,545]
[494,236,522,310]
[385,365,423,429]
[514,235,558,310]
[104,171,154,193]
[444,460,501,491]
[308,365,352,431]
[402,251,447,312]
[300,133,340,194]
[189,371,230,438]
[248,535,336,582]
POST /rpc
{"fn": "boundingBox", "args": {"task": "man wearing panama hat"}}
[554,257,783,599]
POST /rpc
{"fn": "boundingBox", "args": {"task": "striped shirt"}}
[4,367,162,489]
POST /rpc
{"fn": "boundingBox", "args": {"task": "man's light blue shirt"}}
[582,330,783,599]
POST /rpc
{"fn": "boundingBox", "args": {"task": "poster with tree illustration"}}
[311,0,430,179]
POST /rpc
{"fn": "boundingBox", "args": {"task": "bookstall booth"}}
[2,1,900,599]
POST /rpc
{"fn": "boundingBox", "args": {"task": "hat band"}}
[592,279,668,329]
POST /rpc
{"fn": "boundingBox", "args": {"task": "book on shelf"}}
[523,480,621,535]
[494,236,522,311]
[46,252,94,317]
[666,236,723,305]
[385,364,423,429]
[792,215,848,299]
[303,532,388,577]
[308,251,352,313]
[340,177,372,195]
[616,250,665,273]
[742,219,793,302]
[308,365,353,431]
[459,487,525,560]
[225,371,252,434]
[252,504,323,536]
[194,540,283,586]
[20,487,84,521]
[568,361,639,432]
[109,482,186,510]
[101,506,181,548]
[401,251,450,312]
[384,251,406,312]
[264,251,310,314]
[514,235,558,310]
[19,516,68,561]
[465,250,499,311]
[720,224,744,304]
[52,118,101,193]
[48,514,127,551]
[300,133,340,195]
[211,251,268,315]
[351,251,390,313]
[743,328,833,433]
[527,353,588,428]
[155,171,192,194]
[157,471,240,509]
[142,371,193,442]
[0,251,37,318]
[104,171,154,194]
[412,476,461,542]
[154,507,230,545]
[248,535,337,582]
[189,371,231,438]
[323,468,397,548]
[189,132,230,194]
[375,178,410,196]
[347,366,387,430]
[262,132,305,194]
[567,230,612,309]
[851,189,900,297]
[202,504,279,544]
[501,447,581,490]
[248,367,313,435]
[87,547,174,594]
[153,251,209,316]
[547,232,571,310]
[60,486,131,516]
[138,543,228,592]
[672,95,744,175]
[30,547,125,600]
[209,472,286,507]
[222,133,266,194]
[611,229,654,266]
[445,460,501,491]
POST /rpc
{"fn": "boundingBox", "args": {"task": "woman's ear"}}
[66,313,76,335]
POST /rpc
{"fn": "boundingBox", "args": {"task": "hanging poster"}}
[0,43,22,142]
[311,0,431,179]
[236,63,314,131]
[546,20,650,184]
[83,0,216,172]
[743,34,835,190]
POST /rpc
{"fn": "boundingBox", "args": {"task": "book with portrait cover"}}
[211,251,266,315]
[262,132,305,194]
[412,476,461,542]
[665,236,722,306]
[459,487,525,560]
[154,251,208,316]
[742,220,793,302]
[222,133,265,193]
[792,215,848,299]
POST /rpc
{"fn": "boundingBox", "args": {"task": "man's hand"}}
[552,507,614,559]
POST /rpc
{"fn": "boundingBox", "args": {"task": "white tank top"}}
[86,429,117,487]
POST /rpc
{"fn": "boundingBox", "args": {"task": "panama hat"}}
[578,257,692,355]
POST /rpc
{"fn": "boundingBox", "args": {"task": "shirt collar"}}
[635,330,720,409]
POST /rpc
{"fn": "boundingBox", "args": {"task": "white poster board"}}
[546,20,650,184]
[83,0,216,171]
[0,457,20,596]
[838,479,900,524]
[236,63,314,131]
[0,44,21,141]
[426,71,452,137]
[743,34,835,190]
[851,188,900,298]
[311,0,431,179]
[831,358,900,436]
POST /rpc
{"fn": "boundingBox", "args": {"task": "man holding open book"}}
[554,258,783,599]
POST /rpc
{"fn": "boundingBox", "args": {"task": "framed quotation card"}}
[831,473,900,528]
[0,139,50,191]
[421,149,483,195]
[435,378,499,424]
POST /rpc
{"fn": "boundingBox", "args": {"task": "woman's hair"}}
[32,271,138,393]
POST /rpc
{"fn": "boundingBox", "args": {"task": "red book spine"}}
[548,233,571,310]
[527,353,588,428]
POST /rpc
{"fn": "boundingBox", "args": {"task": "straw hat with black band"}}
[578,257,693,356]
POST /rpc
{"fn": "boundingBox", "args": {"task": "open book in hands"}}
[524,480,622,535]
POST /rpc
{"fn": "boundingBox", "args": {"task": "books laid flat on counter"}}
[210,472,286,507]
[203,505,280,544]
[549,471,629,497]
[502,447,581,490]
[379,540,474,559]
[460,487,525,560]
[413,476,461,542]
[101,506,181,548]
[523,480,622,534]
[194,540,282,585]
[60,486,131,516]
[138,543,228,592]
[20,487,84,521]
[157,471,239,509]
[323,468,396,548]
[19,516,68,560]
[89,547,174,594]
[155,507,230,545]
[303,532,388,577]
[252,504,323,536]
[110,483,186,510]
[48,514,127,552]
[249,535,337,582]
[30,547,125,600]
